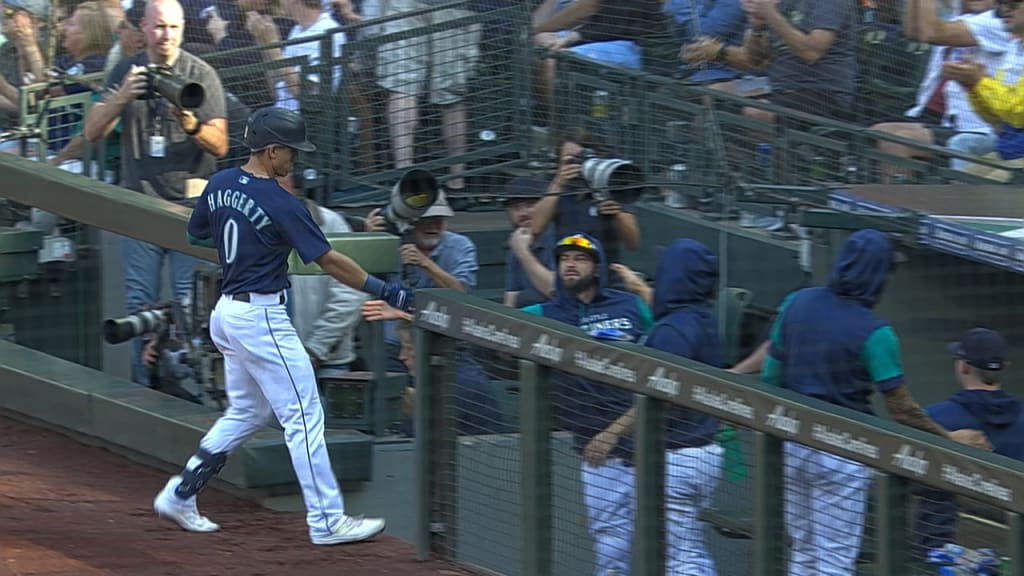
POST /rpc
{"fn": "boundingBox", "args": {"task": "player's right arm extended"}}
[316,250,413,311]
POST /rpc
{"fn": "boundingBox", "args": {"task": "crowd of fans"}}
[4,0,1024,573]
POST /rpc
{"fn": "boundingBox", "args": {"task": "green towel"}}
[715,424,748,483]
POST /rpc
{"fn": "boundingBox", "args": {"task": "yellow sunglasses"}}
[557,234,596,251]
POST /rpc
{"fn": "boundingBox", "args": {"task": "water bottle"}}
[665,163,689,208]
[756,143,774,182]
[346,116,360,157]
[591,90,610,119]
[841,155,859,184]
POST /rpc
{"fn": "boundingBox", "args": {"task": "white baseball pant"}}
[582,458,636,576]
[784,442,871,576]
[665,443,723,576]
[199,294,345,540]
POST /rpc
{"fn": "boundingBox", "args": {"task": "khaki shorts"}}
[376,0,481,106]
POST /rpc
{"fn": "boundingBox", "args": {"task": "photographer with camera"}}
[83,0,227,387]
[529,128,641,272]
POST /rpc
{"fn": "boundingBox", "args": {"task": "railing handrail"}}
[414,287,1024,514]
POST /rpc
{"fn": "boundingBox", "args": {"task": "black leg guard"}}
[175,448,228,499]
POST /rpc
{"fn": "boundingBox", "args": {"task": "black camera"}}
[571,148,647,205]
[103,308,171,344]
[140,64,205,109]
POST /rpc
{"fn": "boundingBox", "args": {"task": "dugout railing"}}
[411,287,1024,576]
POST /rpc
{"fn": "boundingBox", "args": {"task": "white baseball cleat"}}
[153,475,221,533]
[311,515,386,545]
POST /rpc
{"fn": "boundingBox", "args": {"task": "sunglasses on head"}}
[557,235,596,251]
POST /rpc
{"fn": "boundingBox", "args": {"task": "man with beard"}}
[521,232,653,576]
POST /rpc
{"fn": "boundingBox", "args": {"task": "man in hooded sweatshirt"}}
[763,228,990,576]
[588,238,726,575]
[521,232,654,576]
[913,327,1024,556]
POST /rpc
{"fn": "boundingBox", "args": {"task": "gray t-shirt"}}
[105,50,226,202]
[767,0,857,101]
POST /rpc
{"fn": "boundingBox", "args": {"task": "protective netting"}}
[3,0,1024,575]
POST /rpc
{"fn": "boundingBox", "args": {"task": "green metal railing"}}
[412,288,1024,576]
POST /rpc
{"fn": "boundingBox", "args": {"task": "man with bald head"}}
[84,0,228,390]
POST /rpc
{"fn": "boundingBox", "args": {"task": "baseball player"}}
[521,233,653,576]
[153,106,412,545]
[763,229,989,575]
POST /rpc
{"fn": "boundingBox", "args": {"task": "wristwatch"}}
[183,118,201,136]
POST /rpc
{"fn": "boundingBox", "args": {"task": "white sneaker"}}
[153,475,220,533]
[311,515,386,545]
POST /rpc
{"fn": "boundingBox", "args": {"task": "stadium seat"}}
[855,23,931,123]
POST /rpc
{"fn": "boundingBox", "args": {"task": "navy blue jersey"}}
[187,168,332,295]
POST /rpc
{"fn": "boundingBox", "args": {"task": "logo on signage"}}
[891,444,929,476]
[460,317,522,350]
[691,385,755,421]
[529,334,564,363]
[765,404,800,435]
[645,367,680,397]
[941,464,1013,503]
[573,351,637,384]
[418,301,451,330]
[809,423,880,461]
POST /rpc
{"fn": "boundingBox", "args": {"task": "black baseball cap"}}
[125,1,145,28]
[501,176,547,204]
[948,328,1008,371]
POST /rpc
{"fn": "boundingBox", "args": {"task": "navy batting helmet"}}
[242,107,316,152]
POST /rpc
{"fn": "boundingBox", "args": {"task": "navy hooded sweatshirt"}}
[642,239,722,449]
[764,229,905,414]
[522,233,654,460]
[915,388,1024,553]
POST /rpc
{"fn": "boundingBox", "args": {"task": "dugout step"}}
[0,341,373,488]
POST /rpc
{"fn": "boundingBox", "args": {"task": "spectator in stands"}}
[759,228,990,575]
[532,0,658,112]
[586,239,724,575]
[246,0,344,112]
[278,172,368,375]
[682,0,858,122]
[914,328,1024,556]
[870,0,1006,180]
[663,0,747,82]
[396,318,503,436]
[0,0,50,130]
[520,233,653,576]
[83,0,228,387]
[502,176,556,308]
[529,128,641,273]
[944,0,1024,138]
[366,191,478,372]
[359,302,504,435]
[375,0,480,194]
[104,0,144,81]
[45,1,114,160]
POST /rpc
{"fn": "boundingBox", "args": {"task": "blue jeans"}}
[948,132,997,172]
[122,236,200,386]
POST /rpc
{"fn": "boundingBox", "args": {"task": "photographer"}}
[529,128,641,270]
[84,0,227,387]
